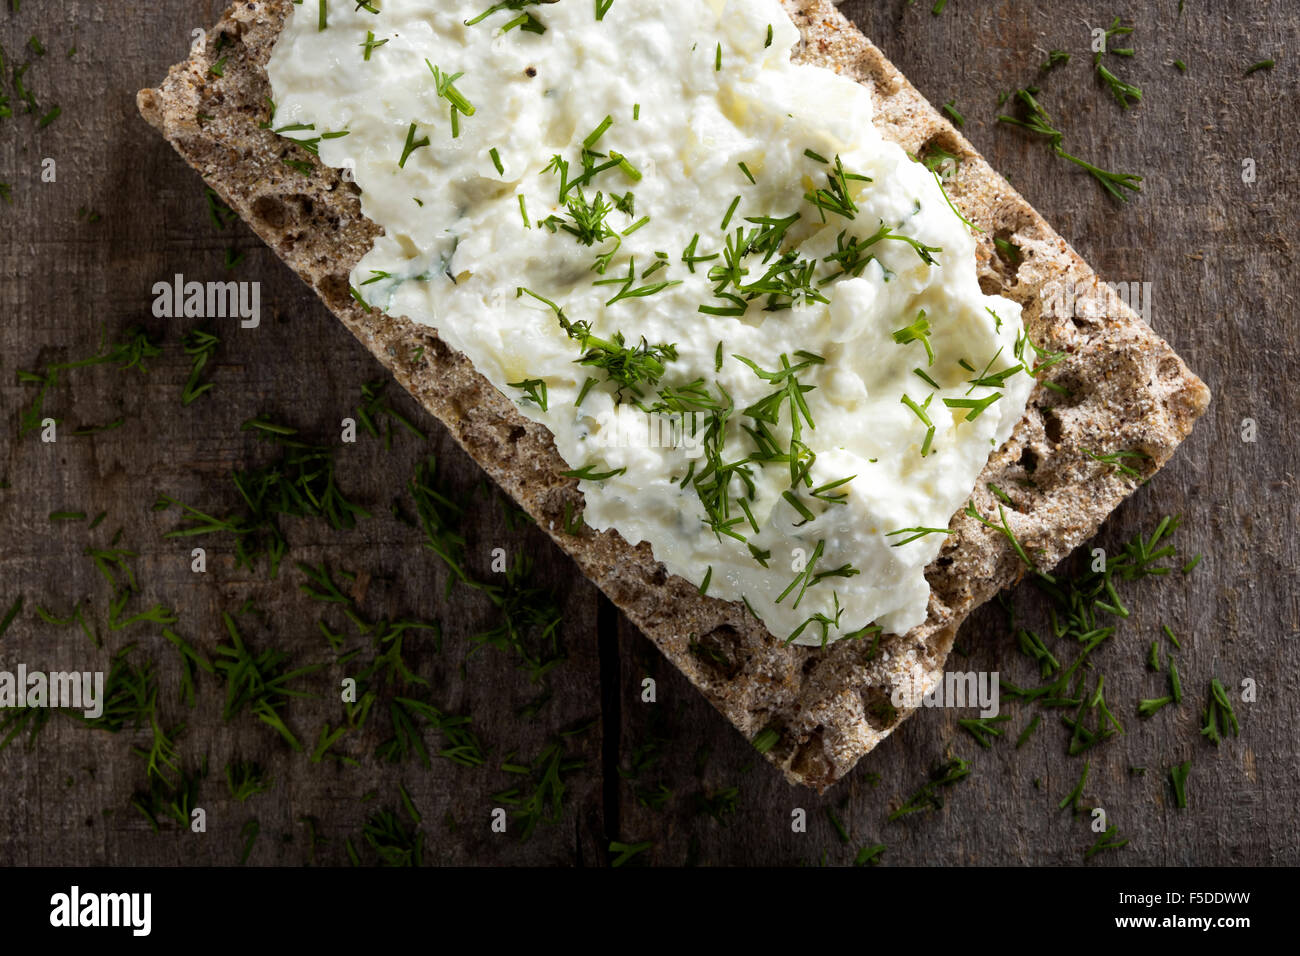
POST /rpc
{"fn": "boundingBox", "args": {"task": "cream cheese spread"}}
[267,0,1035,645]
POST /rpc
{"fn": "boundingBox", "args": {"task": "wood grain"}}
[0,0,1294,865]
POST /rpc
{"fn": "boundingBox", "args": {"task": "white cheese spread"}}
[266,0,1035,645]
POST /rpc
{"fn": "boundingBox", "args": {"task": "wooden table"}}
[1,0,1295,866]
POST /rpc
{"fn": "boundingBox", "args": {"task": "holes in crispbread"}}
[862,687,900,732]
[1019,445,1040,473]
[251,194,286,230]
[918,131,966,181]
[991,229,1025,286]
[284,193,316,221]
[1041,407,1065,445]
[789,726,831,783]
[319,273,352,312]
[1070,312,1099,335]
[689,625,743,682]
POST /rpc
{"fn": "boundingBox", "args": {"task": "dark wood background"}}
[0,0,1295,866]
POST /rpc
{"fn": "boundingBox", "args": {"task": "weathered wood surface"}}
[0,0,1295,866]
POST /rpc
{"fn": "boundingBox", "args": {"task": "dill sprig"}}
[1016,625,1060,678]
[541,115,640,209]
[1059,761,1091,814]
[360,31,388,60]
[298,815,327,862]
[294,561,461,768]
[825,806,851,844]
[518,288,677,402]
[132,757,207,833]
[997,89,1142,202]
[357,379,426,448]
[465,0,556,31]
[297,560,361,612]
[537,186,619,253]
[596,256,682,306]
[854,843,887,866]
[888,756,972,820]
[356,618,433,690]
[886,526,951,547]
[470,553,565,683]
[892,311,935,365]
[958,715,1012,749]
[426,61,475,138]
[33,598,99,648]
[964,502,1040,574]
[155,416,370,578]
[1058,147,1144,202]
[1094,17,1135,62]
[77,645,158,735]
[999,516,1189,756]
[752,727,780,754]
[804,154,870,221]
[225,759,273,802]
[507,377,549,411]
[162,627,215,707]
[80,538,181,636]
[1168,760,1191,808]
[1042,49,1071,71]
[1061,675,1125,755]
[238,819,261,864]
[0,596,23,638]
[774,539,859,611]
[376,695,486,769]
[1081,446,1149,479]
[1084,822,1129,859]
[17,326,162,436]
[1093,17,1143,109]
[696,786,741,825]
[493,723,591,841]
[180,326,220,406]
[0,703,54,753]
[406,453,474,594]
[619,710,674,809]
[1200,677,1240,745]
[609,840,653,867]
[1124,701,1169,741]
[1097,62,1143,109]
[214,610,323,750]
[1016,714,1041,748]
[398,122,429,168]
[359,808,425,866]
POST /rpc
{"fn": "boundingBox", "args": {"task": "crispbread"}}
[137,0,1209,790]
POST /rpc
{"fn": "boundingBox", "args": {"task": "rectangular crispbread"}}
[138,0,1209,790]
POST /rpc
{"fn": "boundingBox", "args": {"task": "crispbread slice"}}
[138,0,1208,790]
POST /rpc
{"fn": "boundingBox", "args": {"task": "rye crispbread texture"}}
[138,0,1209,790]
